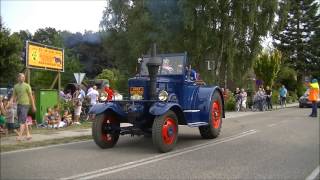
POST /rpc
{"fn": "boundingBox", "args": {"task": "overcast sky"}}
[1,0,108,34]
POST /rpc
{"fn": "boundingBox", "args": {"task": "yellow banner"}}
[27,43,64,71]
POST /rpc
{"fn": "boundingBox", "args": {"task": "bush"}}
[58,99,74,114]
[225,95,236,111]
[287,92,298,103]
[271,90,279,105]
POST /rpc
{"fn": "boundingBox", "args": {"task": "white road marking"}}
[61,129,258,180]
[306,166,320,180]
[1,140,92,155]
[267,123,277,127]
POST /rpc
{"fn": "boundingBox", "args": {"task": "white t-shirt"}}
[87,89,99,105]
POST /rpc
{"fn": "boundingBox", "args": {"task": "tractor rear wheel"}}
[152,110,178,153]
[199,91,222,139]
[92,111,120,149]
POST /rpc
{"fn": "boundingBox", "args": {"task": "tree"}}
[96,68,126,92]
[0,19,24,86]
[273,0,320,78]
[100,0,278,90]
[254,50,282,87]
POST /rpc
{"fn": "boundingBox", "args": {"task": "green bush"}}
[271,90,279,105]
[225,95,236,111]
[286,92,298,103]
[58,99,74,114]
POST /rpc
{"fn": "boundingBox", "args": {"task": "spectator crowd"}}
[222,84,289,112]
[0,75,119,139]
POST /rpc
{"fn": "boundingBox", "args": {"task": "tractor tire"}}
[152,110,178,153]
[199,91,222,139]
[92,111,120,149]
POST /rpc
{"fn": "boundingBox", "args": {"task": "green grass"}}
[0,135,92,152]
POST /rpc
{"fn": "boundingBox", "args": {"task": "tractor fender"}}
[149,102,186,124]
[192,86,225,122]
[89,102,126,117]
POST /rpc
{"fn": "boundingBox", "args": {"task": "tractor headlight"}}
[158,90,169,101]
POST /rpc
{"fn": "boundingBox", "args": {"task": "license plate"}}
[130,87,144,96]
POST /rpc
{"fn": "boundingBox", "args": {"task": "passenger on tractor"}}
[185,65,197,81]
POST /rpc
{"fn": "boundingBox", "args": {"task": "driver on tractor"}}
[185,65,197,81]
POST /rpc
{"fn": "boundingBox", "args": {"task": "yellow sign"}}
[27,42,64,71]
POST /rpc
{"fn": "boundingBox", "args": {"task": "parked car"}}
[90,50,225,153]
[299,89,320,108]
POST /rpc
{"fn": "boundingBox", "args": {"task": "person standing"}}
[72,86,82,125]
[279,85,288,108]
[240,88,247,111]
[308,79,319,117]
[234,88,241,112]
[87,85,99,106]
[10,73,36,141]
[265,86,273,110]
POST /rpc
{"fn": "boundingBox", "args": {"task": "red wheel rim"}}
[162,117,177,145]
[101,116,114,142]
[212,100,221,129]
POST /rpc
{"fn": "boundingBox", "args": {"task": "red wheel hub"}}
[212,101,221,129]
[102,116,114,142]
[162,117,177,145]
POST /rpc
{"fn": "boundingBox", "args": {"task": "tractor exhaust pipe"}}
[147,43,161,100]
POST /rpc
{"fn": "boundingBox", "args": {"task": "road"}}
[1,107,319,180]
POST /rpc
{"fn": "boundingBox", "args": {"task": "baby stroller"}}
[252,93,267,111]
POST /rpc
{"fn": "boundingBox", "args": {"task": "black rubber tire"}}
[299,103,303,108]
[199,91,223,139]
[152,110,178,153]
[92,111,120,149]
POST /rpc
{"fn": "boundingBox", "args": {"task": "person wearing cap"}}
[308,79,319,117]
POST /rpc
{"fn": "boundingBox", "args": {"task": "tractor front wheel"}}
[92,111,120,149]
[152,110,178,153]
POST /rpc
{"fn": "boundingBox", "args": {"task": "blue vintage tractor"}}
[90,47,225,153]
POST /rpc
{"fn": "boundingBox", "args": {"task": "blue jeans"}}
[311,101,317,117]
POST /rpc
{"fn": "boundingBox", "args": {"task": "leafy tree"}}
[33,27,63,47]
[273,0,320,78]
[95,68,126,92]
[254,50,282,87]
[100,0,278,90]
[0,19,24,86]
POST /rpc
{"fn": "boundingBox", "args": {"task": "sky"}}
[1,0,108,34]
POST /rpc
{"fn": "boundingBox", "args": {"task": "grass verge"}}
[1,135,92,153]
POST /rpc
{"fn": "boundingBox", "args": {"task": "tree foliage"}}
[273,0,320,78]
[0,20,24,86]
[254,50,282,87]
[100,0,278,89]
[95,68,126,92]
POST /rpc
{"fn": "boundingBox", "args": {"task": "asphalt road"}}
[1,107,319,180]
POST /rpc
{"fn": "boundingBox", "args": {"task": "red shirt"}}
[104,87,114,100]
